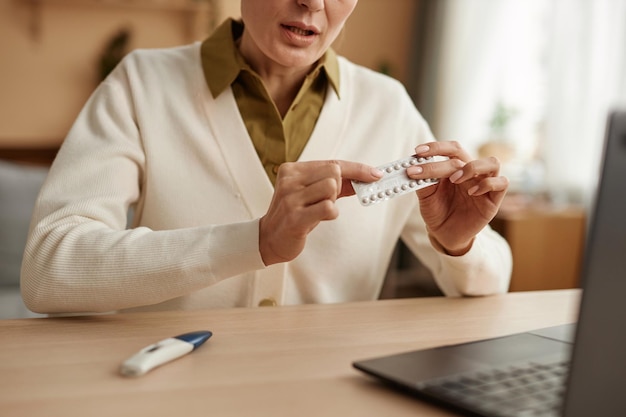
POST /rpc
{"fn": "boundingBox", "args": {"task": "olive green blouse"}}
[200,19,340,184]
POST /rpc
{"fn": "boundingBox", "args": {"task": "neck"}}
[238,30,315,117]
[264,72,308,118]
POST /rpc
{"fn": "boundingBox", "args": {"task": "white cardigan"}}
[21,43,512,314]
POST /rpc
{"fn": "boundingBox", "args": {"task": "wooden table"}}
[0,290,580,417]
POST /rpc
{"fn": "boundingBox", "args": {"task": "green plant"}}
[489,100,517,139]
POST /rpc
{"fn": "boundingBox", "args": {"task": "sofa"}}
[0,160,48,318]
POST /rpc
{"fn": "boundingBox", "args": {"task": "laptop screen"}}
[562,110,626,416]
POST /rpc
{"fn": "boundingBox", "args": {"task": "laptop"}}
[353,110,626,417]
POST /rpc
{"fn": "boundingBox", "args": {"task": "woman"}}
[21,0,511,314]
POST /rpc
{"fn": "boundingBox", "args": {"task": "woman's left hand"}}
[406,141,509,256]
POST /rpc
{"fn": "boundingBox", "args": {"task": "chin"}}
[273,49,324,69]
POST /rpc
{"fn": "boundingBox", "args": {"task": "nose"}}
[298,0,324,12]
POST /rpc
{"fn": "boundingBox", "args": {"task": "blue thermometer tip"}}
[174,331,213,349]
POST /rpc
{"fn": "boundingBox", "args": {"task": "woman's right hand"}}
[259,160,382,265]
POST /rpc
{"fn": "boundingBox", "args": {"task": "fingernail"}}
[371,168,384,178]
[408,166,423,175]
[449,170,463,183]
[468,185,479,195]
[415,145,429,154]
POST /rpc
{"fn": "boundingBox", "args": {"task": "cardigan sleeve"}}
[400,208,513,296]
[20,61,266,314]
[394,92,512,296]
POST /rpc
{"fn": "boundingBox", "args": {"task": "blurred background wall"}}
[0,0,418,147]
[1,0,625,317]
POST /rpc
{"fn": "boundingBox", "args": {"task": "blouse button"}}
[258,297,277,307]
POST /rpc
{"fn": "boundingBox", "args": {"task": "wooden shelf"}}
[24,0,214,42]
[28,0,213,12]
[491,205,586,292]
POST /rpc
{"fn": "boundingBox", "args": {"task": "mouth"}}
[281,24,318,37]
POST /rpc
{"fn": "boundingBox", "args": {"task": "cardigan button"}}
[258,297,277,307]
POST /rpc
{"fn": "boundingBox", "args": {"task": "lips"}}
[281,24,318,36]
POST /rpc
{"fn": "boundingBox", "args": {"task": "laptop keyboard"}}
[417,359,570,417]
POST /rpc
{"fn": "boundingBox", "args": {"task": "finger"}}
[277,161,341,189]
[448,156,502,184]
[414,141,473,162]
[334,160,384,183]
[278,160,382,194]
[466,176,510,197]
[282,188,339,228]
[277,160,383,199]
[406,158,466,180]
[332,160,384,198]
[306,198,340,222]
[294,177,340,207]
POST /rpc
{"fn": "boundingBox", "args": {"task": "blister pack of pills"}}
[352,155,439,206]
